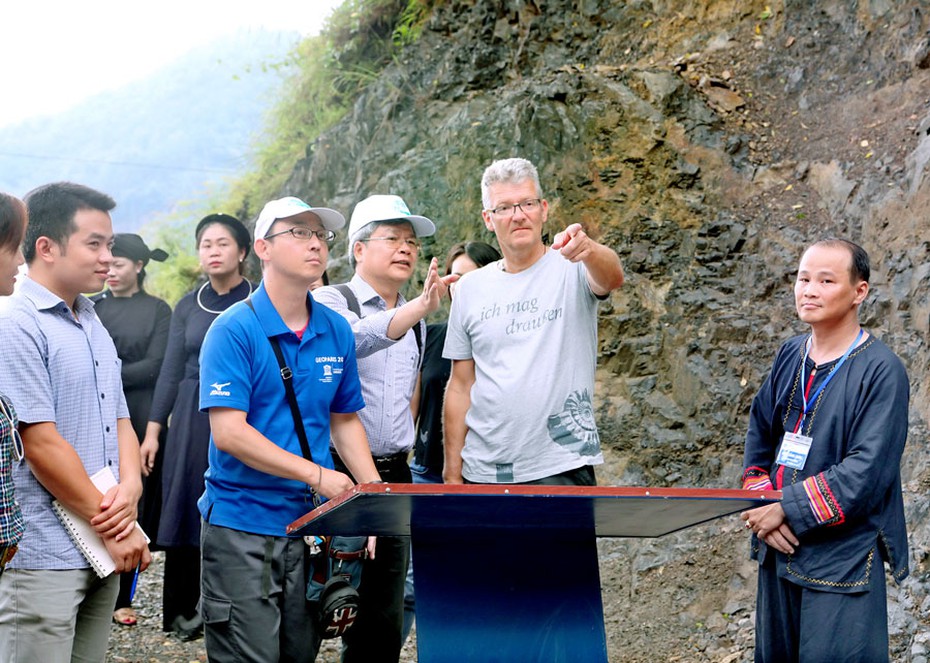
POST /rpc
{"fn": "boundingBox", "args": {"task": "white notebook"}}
[51,466,147,578]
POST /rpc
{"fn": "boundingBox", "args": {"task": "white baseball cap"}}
[255,196,346,240]
[347,195,436,246]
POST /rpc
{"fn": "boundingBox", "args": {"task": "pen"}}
[128,564,141,603]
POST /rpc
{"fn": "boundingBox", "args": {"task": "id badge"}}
[776,431,813,470]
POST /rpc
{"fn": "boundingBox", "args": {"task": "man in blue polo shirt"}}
[198,196,380,662]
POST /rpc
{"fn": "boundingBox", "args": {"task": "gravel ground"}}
[107,551,418,662]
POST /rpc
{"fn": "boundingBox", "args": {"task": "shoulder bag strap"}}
[332,282,422,357]
[332,283,361,318]
[245,299,313,463]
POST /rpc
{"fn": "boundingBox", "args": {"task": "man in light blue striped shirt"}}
[0,182,150,662]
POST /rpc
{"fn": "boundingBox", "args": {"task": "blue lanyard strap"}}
[799,328,864,427]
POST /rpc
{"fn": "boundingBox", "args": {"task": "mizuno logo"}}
[210,381,231,396]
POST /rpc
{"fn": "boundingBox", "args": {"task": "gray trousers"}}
[0,568,119,663]
[201,521,321,663]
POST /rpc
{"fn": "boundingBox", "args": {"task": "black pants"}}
[755,548,889,662]
[333,452,411,663]
[162,545,201,631]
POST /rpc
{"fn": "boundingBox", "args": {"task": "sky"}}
[0,0,346,129]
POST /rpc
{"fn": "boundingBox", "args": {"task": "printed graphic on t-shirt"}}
[478,296,564,336]
[547,389,599,456]
[316,355,345,384]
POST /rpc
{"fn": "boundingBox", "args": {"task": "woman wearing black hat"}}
[140,213,254,640]
[92,233,172,627]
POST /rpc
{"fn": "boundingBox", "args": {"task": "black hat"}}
[111,233,169,266]
[195,213,251,258]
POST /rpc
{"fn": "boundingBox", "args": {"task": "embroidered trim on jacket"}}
[803,473,845,526]
[787,548,872,588]
[742,466,774,491]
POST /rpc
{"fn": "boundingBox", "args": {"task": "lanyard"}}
[797,328,863,430]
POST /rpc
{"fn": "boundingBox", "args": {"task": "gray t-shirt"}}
[443,248,604,482]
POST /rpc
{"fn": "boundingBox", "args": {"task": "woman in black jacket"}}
[92,233,171,626]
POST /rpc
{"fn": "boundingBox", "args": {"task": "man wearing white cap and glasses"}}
[313,193,455,663]
[198,196,380,662]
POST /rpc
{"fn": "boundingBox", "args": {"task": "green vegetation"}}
[144,0,438,305]
[228,0,438,219]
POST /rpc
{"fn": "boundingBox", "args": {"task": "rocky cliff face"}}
[281,1,930,659]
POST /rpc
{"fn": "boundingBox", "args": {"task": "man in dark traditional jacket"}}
[741,238,909,663]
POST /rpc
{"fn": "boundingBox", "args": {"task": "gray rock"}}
[265,2,930,659]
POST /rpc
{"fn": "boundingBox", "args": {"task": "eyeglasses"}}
[0,398,24,463]
[265,227,336,243]
[487,198,542,218]
[362,236,421,251]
